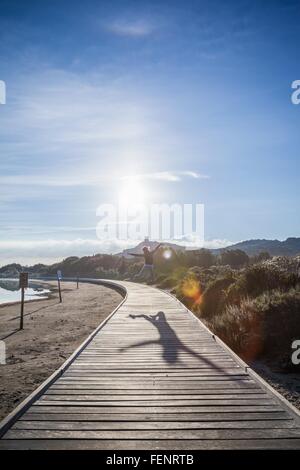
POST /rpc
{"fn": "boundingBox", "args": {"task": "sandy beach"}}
[0,281,122,420]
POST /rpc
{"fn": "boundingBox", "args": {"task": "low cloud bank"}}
[0,237,234,267]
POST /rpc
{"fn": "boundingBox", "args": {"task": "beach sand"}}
[0,281,123,420]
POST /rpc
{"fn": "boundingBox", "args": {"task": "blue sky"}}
[0,0,299,264]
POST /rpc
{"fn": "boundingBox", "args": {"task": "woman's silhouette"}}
[119,311,223,371]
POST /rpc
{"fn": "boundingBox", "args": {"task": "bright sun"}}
[118,177,147,207]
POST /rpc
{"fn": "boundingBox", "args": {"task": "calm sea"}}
[0,279,50,305]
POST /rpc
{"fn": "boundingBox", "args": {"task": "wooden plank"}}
[28,405,283,413]
[46,389,265,395]
[37,398,275,406]
[1,439,300,450]
[12,420,297,430]
[63,371,248,377]
[4,428,300,440]
[19,411,291,422]
[58,376,252,382]
[49,386,261,392]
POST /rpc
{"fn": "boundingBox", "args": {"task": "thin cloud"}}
[0,238,137,266]
[0,237,235,267]
[169,234,234,249]
[0,174,104,187]
[203,239,236,249]
[0,69,149,154]
[0,170,209,188]
[122,171,210,183]
[106,19,154,37]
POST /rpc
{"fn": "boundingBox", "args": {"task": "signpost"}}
[77,276,79,289]
[57,270,62,303]
[19,272,28,330]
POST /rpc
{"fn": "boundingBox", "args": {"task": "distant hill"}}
[213,237,300,257]
[0,255,120,279]
[1,237,300,278]
[118,237,186,259]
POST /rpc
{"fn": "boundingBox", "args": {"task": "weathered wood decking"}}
[1,280,300,450]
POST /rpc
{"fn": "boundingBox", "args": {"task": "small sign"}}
[19,272,28,289]
[0,340,6,364]
[57,270,62,303]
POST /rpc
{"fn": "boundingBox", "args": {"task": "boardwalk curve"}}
[1,279,300,450]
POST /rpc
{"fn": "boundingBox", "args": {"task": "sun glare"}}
[118,177,147,208]
[163,248,172,259]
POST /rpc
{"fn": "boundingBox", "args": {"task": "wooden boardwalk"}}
[1,280,300,450]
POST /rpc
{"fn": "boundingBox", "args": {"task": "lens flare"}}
[181,276,202,305]
[163,249,172,259]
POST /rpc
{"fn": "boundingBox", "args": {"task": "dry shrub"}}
[206,288,300,368]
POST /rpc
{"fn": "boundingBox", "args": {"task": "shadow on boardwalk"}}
[119,311,224,370]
